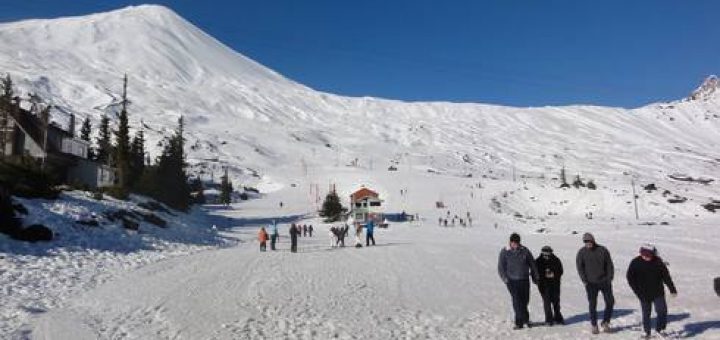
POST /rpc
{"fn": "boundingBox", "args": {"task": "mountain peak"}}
[689,75,719,101]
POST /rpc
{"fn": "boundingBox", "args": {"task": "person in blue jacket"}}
[365,220,376,246]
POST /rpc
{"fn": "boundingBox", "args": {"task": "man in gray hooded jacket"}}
[576,232,615,334]
[498,233,539,329]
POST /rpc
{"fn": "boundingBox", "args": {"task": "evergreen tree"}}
[320,186,344,222]
[96,115,112,164]
[1,74,14,157]
[559,166,570,188]
[142,117,190,211]
[80,117,95,159]
[572,174,585,188]
[114,74,131,190]
[129,126,145,188]
[220,167,233,206]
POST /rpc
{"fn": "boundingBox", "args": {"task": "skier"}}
[626,244,677,339]
[258,227,268,252]
[576,233,615,335]
[715,277,720,297]
[365,220,376,246]
[289,223,299,253]
[270,220,279,251]
[308,225,314,237]
[498,233,539,330]
[535,245,564,325]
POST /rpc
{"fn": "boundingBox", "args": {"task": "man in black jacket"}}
[576,232,615,334]
[626,244,677,339]
[536,245,564,326]
[289,223,299,253]
[498,233,539,330]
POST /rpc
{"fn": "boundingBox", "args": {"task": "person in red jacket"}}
[626,244,677,339]
[258,227,269,252]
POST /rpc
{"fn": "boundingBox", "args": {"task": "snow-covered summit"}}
[689,75,719,101]
[0,5,718,193]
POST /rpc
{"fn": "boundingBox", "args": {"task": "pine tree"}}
[320,186,344,222]
[0,74,14,157]
[80,117,95,159]
[114,74,131,190]
[220,167,233,206]
[96,115,112,164]
[136,118,190,211]
[559,166,570,188]
[129,126,145,188]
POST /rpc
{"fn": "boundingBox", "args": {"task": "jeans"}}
[507,279,531,327]
[366,233,375,246]
[270,234,277,250]
[640,296,667,335]
[290,235,297,252]
[260,242,266,251]
[585,281,615,326]
[539,281,563,323]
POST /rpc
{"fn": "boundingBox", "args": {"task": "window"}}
[369,201,381,207]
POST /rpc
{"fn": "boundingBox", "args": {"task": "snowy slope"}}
[0,5,718,199]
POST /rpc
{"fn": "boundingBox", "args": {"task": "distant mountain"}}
[0,5,718,193]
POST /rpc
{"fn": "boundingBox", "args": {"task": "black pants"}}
[585,282,614,326]
[539,281,563,323]
[290,235,297,252]
[260,242,266,251]
[507,279,531,327]
[270,234,277,250]
[366,233,375,246]
[640,296,667,335]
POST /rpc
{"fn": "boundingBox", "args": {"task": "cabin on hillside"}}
[349,187,384,224]
[0,105,116,189]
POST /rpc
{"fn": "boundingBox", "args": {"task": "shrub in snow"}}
[587,180,597,190]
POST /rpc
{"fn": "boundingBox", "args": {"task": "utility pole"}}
[631,177,639,220]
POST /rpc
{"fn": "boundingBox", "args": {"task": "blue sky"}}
[1,1,719,108]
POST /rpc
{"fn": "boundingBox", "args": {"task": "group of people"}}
[498,232,677,339]
[331,219,377,248]
[438,210,473,227]
[257,222,314,253]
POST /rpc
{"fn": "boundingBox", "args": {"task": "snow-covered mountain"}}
[0,4,718,197]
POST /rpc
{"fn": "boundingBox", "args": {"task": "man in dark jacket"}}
[289,223,299,253]
[498,233,539,330]
[715,277,720,297]
[536,245,564,326]
[576,232,615,334]
[626,244,677,338]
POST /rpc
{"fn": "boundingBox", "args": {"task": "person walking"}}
[498,233,539,330]
[365,220,376,246]
[303,224,308,237]
[535,245,564,325]
[269,221,279,251]
[329,226,338,248]
[258,227,268,252]
[576,233,615,334]
[308,225,314,237]
[626,244,677,339]
[289,223,299,253]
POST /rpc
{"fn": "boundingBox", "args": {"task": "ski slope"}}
[26,167,720,339]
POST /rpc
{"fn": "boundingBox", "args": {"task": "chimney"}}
[68,113,75,137]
